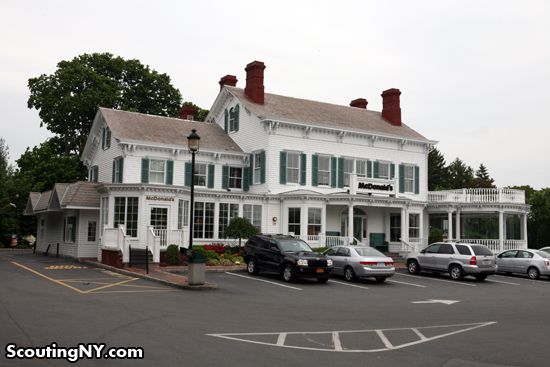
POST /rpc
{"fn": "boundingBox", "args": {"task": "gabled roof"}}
[99,108,243,153]
[225,86,431,142]
[24,182,100,215]
[61,181,100,208]
[33,190,52,212]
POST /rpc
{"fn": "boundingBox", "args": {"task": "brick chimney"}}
[381,88,401,126]
[350,98,368,109]
[244,61,266,104]
[179,105,197,120]
[219,74,238,91]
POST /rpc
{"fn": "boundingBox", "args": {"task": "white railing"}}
[428,188,525,204]
[503,239,527,250]
[101,226,129,262]
[147,227,161,263]
[293,234,351,248]
[153,229,187,250]
[458,239,528,253]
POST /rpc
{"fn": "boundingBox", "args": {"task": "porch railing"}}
[293,234,351,248]
[427,188,525,204]
[152,229,187,250]
[459,239,528,253]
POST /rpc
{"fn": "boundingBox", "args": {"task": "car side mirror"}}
[420,249,426,254]
[270,246,279,252]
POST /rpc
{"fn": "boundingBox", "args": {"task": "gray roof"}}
[61,181,100,208]
[25,181,100,215]
[34,190,52,212]
[225,87,430,142]
[99,108,243,153]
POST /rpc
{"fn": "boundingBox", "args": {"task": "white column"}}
[348,204,354,243]
[321,205,327,245]
[499,210,504,252]
[447,210,453,241]
[213,202,220,241]
[522,213,528,248]
[455,208,461,241]
[419,210,424,245]
[400,207,408,243]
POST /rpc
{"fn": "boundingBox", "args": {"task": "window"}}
[500,250,518,258]
[113,157,123,183]
[87,221,97,242]
[378,161,390,179]
[178,200,189,229]
[89,166,98,182]
[425,244,441,254]
[390,214,401,242]
[229,167,243,189]
[253,152,263,184]
[286,152,300,184]
[308,208,322,235]
[318,156,330,185]
[438,244,454,254]
[193,202,215,239]
[343,158,354,186]
[64,216,77,243]
[102,126,111,150]
[404,165,415,192]
[149,160,165,184]
[100,197,109,233]
[456,244,472,255]
[243,204,262,230]
[356,160,368,178]
[229,107,238,132]
[409,213,420,239]
[113,197,139,237]
[194,163,207,187]
[288,208,301,235]
[336,247,351,256]
[219,203,239,238]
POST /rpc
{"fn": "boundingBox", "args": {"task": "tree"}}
[0,138,16,246]
[224,217,260,246]
[28,53,183,156]
[470,164,495,188]
[446,158,475,189]
[522,188,550,248]
[428,147,449,190]
[181,101,209,122]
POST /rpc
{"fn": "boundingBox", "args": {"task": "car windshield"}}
[471,245,493,256]
[536,251,550,258]
[354,247,385,257]
[539,247,550,254]
[278,239,313,253]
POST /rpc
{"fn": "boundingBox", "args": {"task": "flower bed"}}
[192,244,244,266]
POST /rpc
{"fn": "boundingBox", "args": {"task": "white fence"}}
[428,188,525,204]
[459,239,528,253]
[153,229,187,250]
[293,234,351,248]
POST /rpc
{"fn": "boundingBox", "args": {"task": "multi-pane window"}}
[378,161,390,179]
[356,160,368,178]
[343,158,354,186]
[87,221,97,242]
[318,156,330,185]
[286,152,300,184]
[409,213,420,239]
[64,216,77,243]
[253,153,262,184]
[100,197,109,233]
[102,126,111,150]
[114,197,139,237]
[149,160,165,184]
[288,208,301,235]
[404,165,414,193]
[178,200,189,229]
[194,163,207,186]
[193,202,215,239]
[229,167,243,189]
[308,208,322,236]
[113,157,123,183]
[219,203,239,238]
[229,107,238,132]
[243,204,262,230]
[390,214,401,242]
[89,166,98,183]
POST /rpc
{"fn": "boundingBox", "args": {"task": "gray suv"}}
[405,242,496,281]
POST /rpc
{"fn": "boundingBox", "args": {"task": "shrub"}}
[166,244,180,265]
[207,258,220,266]
[219,258,233,266]
[204,244,225,254]
[205,250,219,260]
[231,256,244,265]
[429,228,444,245]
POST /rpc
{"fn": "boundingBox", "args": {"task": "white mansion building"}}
[25,61,530,266]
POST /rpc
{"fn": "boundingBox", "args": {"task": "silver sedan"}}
[323,246,395,282]
[496,249,550,279]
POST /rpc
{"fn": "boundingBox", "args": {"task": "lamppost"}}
[187,128,200,252]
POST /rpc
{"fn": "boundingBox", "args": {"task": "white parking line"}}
[328,280,369,290]
[387,279,427,288]
[224,272,302,291]
[495,274,548,285]
[485,279,520,286]
[395,273,477,287]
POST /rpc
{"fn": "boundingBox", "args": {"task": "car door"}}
[419,244,441,270]
[324,247,341,274]
[335,247,352,275]
[497,250,518,272]
[515,250,534,274]
[436,243,455,271]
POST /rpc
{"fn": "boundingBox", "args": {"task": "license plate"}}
[377,262,385,267]
[316,268,324,273]
[483,260,491,264]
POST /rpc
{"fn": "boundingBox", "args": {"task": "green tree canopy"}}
[224,217,260,246]
[470,164,495,188]
[446,158,475,189]
[28,53,183,156]
[428,147,449,190]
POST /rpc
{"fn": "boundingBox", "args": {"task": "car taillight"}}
[470,256,477,265]
[545,260,550,266]
[360,261,377,266]
[385,262,394,266]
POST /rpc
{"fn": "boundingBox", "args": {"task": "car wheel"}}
[528,267,540,280]
[282,264,294,282]
[474,274,487,281]
[344,266,356,282]
[375,276,387,283]
[317,277,329,283]
[407,260,420,275]
[246,258,259,275]
[449,265,464,280]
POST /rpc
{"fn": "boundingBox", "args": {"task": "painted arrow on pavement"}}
[412,299,460,305]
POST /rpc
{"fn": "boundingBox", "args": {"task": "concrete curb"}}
[80,260,217,291]
[161,265,247,273]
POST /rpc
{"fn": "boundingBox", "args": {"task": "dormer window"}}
[101,126,111,150]
[224,104,240,133]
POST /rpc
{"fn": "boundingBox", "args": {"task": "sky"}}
[1,0,549,188]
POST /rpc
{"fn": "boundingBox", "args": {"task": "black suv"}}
[244,234,333,283]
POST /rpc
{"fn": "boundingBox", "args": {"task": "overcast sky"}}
[1,0,549,188]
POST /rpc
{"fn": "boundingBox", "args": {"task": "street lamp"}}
[187,129,200,252]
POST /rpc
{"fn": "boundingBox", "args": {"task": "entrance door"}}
[150,207,168,247]
[353,217,363,242]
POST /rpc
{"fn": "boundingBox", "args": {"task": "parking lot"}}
[1,250,550,366]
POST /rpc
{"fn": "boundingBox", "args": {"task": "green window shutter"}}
[414,166,420,194]
[222,166,229,189]
[399,164,405,193]
[106,128,111,149]
[224,109,228,133]
[184,162,191,186]
[260,151,266,184]
[207,164,215,188]
[166,160,174,185]
[367,160,372,178]
[390,163,395,179]
[311,154,318,186]
[243,167,250,191]
[118,158,124,183]
[337,157,344,188]
[373,161,380,179]
[101,128,106,150]
[141,158,149,184]
[234,104,240,132]
[279,151,287,184]
[331,156,337,188]
[300,153,306,185]
[112,160,116,183]
[249,154,254,186]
